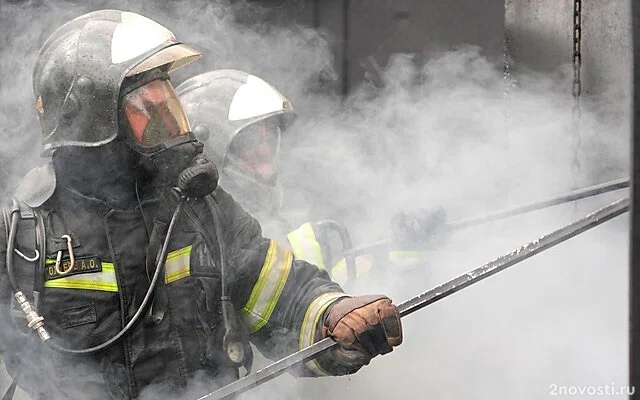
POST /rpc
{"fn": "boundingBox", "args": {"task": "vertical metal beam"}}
[341,0,350,96]
[312,0,319,28]
[630,0,640,396]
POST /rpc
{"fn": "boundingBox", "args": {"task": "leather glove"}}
[390,206,451,250]
[316,295,402,375]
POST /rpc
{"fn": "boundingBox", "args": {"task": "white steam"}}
[0,1,630,400]
[277,36,628,400]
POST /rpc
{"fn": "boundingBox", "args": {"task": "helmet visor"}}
[121,79,191,149]
[225,119,282,185]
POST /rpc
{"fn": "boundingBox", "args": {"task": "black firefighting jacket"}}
[0,184,346,399]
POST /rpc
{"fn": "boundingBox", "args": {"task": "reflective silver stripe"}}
[165,245,191,283]
[44,263,118,292]
[299,292,347,376]
[241,240,293,333]
[286,223,326,268]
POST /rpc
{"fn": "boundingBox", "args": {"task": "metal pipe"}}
[316,220,357,284]
[199,196,629,400]
[629,0,640,394]
[347,177,628,258]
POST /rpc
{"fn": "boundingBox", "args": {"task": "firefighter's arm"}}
[214,189,402,375]
[235,247,404,377]
[210,188,344,359]
[232,240,402,376]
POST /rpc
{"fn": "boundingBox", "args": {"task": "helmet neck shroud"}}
[52,138,146,209]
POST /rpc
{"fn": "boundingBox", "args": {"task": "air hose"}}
[6,197,186,354]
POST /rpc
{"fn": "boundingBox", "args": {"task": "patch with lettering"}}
[45,256,103,280]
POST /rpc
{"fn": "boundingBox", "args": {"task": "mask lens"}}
[227,119,281,184]
[122,79,191,148]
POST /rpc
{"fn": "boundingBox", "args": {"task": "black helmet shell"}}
[33,10,201,154]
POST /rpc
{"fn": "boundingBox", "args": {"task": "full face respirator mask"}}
[119,72,218,198]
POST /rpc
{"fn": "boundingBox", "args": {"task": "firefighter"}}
[175,69,295,237]
[0,10,402,400]
[176,69,450,287]
[175,69,350,276]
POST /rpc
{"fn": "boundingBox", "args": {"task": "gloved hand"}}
[316,295,402,375]
[390,206,451,250]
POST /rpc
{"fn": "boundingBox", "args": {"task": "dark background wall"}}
[244,0,505,95]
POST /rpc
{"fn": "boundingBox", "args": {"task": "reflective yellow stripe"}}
[388,250,425,260]
[165,245,191,283]
[299,292,347,376]
[44,263,118,292]
[241,240,293,333]
[286,223,326,269]
[330,256,373,286]
[388,250,428,271]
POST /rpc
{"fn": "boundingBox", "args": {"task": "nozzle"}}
[14,291,50,342]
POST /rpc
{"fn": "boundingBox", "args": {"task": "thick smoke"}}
[280,43,629,399]
[0,0,630,399]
